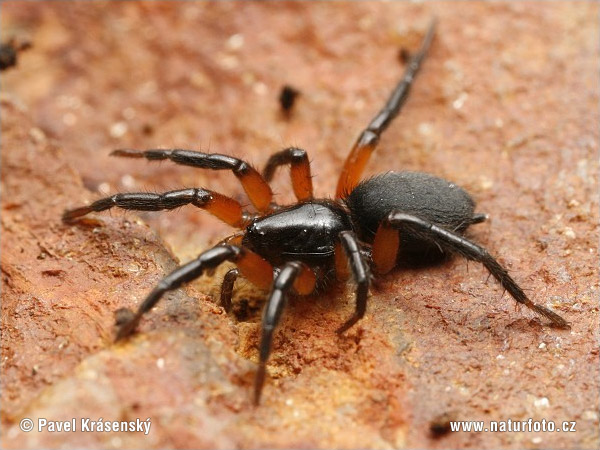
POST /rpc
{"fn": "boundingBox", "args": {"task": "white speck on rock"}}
[418,122,433,136]
[479,176,494,190]
[29,127,47,144]
[226,33,244,51]
[98,182,111,194]
[81,369,98,381]
[562,227,576,239]
[110,121,128,138]
[582,410,598,421]
[121,174,136,189]
[253,82,267,96]
[452,92,468,110]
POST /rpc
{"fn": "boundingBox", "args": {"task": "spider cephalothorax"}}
[64,21,569,405]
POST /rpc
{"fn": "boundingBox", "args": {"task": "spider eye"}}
[243,221,265,250]
[246,222,265,237]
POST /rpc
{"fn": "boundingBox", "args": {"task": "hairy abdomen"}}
[345,171,479,262]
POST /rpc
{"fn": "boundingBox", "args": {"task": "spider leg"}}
[335,19,436,198]
[63,188,250,228]
[335,231,371,334]
[255,261,316,405]
[262,147,313,202]
[471,212,488,224]
[219,268,239,312]
[115,244,274,341]
[372,221,401,274]
[112,149,273,212]
[385,212,570,328]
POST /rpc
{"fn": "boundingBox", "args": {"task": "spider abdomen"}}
[345,171,480,261]
[243,200,353,267]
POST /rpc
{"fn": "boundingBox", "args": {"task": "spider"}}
[63,21,569,405]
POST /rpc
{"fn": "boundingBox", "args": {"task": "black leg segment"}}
[63,188,247,228]
[363,18,436,140]
[386,212,569,328]
[113,148,249,171]
[262,147,313,201]
[219,268,239,312]
[111,148,273,212]
[64,189,213,218]
[335,19,436,198]
[336,230,371,334]
[254,261,306,405]
[115,245,242,340]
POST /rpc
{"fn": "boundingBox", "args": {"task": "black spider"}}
[63,21,569,405]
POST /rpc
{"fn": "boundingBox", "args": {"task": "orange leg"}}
[112,149,273,212]
[335,20,436,198]
[335,133,378,199]
[235,248,275,290]
[262,147,313,202]
[218,240,280,312]
[292,262,317,295]
[372,221,400,274]
[334,242,350,281]
[63,188,249,228]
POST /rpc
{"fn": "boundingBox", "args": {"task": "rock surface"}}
[1,2,598,449]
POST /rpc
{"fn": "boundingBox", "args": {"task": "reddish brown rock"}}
[1,2,598,449]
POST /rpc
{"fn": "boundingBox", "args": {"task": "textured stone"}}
[1,2,598,449]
